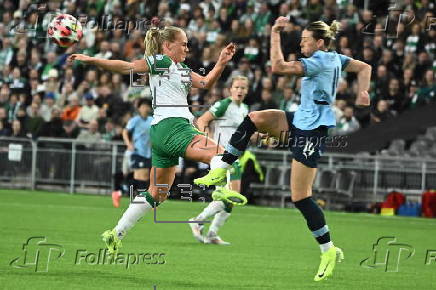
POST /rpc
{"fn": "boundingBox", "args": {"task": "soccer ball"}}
[48,14,83,48]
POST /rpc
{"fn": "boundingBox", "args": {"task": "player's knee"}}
[291,191,311,202]
[248,111,263,129]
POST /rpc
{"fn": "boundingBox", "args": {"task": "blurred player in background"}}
[195,17,371,281]
[189,76,249,245]
[112,98,153,208]
[69,24,246,254]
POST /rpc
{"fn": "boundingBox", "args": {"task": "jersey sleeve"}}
[145,54,172,75]
[209,98,232,118]
[125,116,138,131]
[339,54,351,71]
[299,54,323,77]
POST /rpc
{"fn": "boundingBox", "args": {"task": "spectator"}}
[0,37,14,70]
[61,120,80,139]
[404,23,421,54]
[9,66,28,94]
[254,3,271,35]
[279,87,299,112]
[0,107,11,136]
[332,106,360,135]
[333,99,347,123]
[25,102,44,137]
[41,52,58,81]
[40,92,59,122]
[39,107,64,138]
[77,93,99,128]
[94,41,112,60]
[44,69,61,96]
[101,119,119,141]
[76,120,102,145]
[305,0,323,22]
[61,95,81,121]
[226,57,254,85]
[251,89,278,111]
[10,119,26,138]
[0,85,9,108]
[371,100,395,124]
[336,80,351,102]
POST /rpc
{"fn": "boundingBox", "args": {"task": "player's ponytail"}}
[144,25,185,57]
[305,20,341,50]
[328,20,341,40]
[144,27,161,57]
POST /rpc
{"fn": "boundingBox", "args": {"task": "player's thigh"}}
[148,166,176,202]
[290,160,317,202]
[249,110,289,139]
[133,168,150,181]
[185,134,224,164]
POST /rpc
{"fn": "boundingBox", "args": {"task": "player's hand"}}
[272,17,289,33]
[68,54,94,64]
[218,43,236,65]
[356,91,370,106]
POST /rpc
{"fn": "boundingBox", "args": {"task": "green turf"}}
[1,189,435,290]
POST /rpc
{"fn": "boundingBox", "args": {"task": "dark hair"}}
[137,98,152,108]
[305,20,341,49]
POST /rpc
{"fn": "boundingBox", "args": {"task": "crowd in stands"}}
[0,0,434,141]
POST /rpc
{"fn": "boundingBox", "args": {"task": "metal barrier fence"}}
[1,137,435,202]
[0,137,125,194]
[249,148,436,203]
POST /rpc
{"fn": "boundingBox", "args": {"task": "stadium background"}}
[0,0,435,208]
[0,0,436,289]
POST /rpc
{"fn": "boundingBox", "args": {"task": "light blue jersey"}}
[126,115,153,158]
[293,50,351,130]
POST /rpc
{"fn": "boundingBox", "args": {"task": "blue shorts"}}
[130,153,152,169]
[285,112,328,168]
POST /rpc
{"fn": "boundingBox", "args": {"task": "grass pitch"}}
[1,189,435,290]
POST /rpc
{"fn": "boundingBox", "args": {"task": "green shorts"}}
[229,160,242,181]
[151,117,204,168]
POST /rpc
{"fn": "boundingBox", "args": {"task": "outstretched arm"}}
[270,17,304,76]
[191,43,236,89]
[345,59,372,106]
[67,54,149,75]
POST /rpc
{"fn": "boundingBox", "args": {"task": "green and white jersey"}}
[209,97,249,145]
[145,54,193,125]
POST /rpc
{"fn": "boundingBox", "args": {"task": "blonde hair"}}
[144,26,185,57]
[305,20,341,49]
[230,75,249,87]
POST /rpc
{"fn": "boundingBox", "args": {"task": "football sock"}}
[209,211,231,234]
[114,191,158,240]
[210,154,230,169]
[133,179,149,192]
[222,116,257,165]
[320,241,334,253]
[293,197,333,252]
[194,201,225,221]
